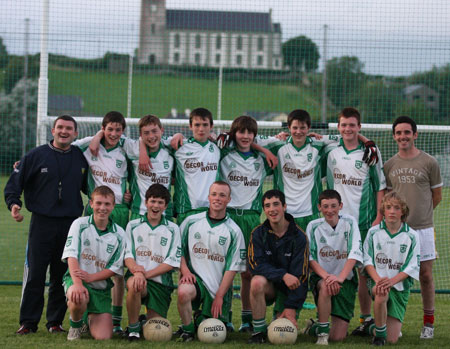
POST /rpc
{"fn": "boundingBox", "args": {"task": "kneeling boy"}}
[124,184,181,340]
[305,189,363,345]
[62,186,125,340]
[363,192,420,345]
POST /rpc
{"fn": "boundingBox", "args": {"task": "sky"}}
[1,0,450,76]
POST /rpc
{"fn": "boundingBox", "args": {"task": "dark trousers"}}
[20,214,76,331]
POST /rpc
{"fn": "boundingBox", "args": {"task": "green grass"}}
[48,68,322,119]
[0,285,448,348]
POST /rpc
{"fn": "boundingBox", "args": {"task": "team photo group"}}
[4,106,442,346]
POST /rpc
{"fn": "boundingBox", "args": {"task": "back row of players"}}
[6,107,442,345]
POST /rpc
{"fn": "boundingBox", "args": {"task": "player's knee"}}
[177,284,194,303]
[250,275,267,295]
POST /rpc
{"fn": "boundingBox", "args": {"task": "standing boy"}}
[305,189,363,345]
[62,186,125,340]
[176,181,246,341]
[124,184,181,340]
[383,116,442,339]
[363,192,420,345]
[326,107,386,334]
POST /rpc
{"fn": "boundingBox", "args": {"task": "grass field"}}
[0,285,449,347]
[48,68,323,119]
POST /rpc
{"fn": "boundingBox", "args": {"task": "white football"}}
[197,318,227,344]
[142,317,172,342]
[267,318,298,345]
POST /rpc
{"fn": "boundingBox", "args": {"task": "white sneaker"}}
[302,318,316,335]
[316,332,329,345]
[420,326,434,339]
[67,327,82,341]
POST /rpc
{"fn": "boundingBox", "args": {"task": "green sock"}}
[112,306,122,326]
[309,322,320,336]
[252,318,267,334]
[128,321,141,333]
[375,325,387,339]
[70,318,83,329]
[241,310,252,324]
[182,322,195,334]
[317,322,330,334]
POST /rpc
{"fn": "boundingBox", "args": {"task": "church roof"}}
[166,9,281,33]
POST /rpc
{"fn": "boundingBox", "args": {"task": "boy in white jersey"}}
[220,115,273,333]
[73,111,130,333]
[176,181,246,342]
[62,186,125,341]
[305,189,363,345]
[363,192,420,345]
[124,184,181,341]
[325,107,386,334]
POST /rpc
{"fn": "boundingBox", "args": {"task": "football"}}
[197,318,227,343]
[267,318,298,345]
[142,317,172,342]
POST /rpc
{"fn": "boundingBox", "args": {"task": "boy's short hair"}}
[379,191,409,222]
[229,115,258,141]
[338,107,361,125]
[318,189,342,205]
[287,109,311,128]
[210,181,231,195]
[91,185,115,201]
[392,116,417,134]
[145,184,171,205]
[102,111,126,130]
[189,108,213,126]
[262,189,286,206]
[54,115,77,131]
[139,115,162,132]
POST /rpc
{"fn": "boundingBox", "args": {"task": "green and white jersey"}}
[73,136,128,204]
[173,138,220,214]
[363,221,420,291]
[62,215,125,290]
[180,211,246,298]
[124,215,181,287]
[326,140,386,231]
[220,147,272,212]
[307,214,363,281]
[122,138,174,216]
[265,136,339,218]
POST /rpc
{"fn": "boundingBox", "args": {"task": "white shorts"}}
[416,227,437,262]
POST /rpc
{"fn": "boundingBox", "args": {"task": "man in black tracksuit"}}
[4,115,88,335]
[247,189,309,344]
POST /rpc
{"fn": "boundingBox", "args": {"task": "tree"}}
[3,55,40,94]
[326,56,366,108]
[394,100,433,123]
[282,36,320,72]
[0,37,8,69]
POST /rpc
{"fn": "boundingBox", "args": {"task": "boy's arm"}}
[179,256,196,284]
[432,187,442,209]
[251,142,278,169]
[124,257,145,275]
[67,257,89,304]
[336,259,357,283]
[145,263,174,280]
[211,270,236,318]
[88,130,103,157]
[73,267,115,284]
[372,190,385,226]
[138,137,152,170]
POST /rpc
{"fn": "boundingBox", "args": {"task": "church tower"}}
[137,0,166,64]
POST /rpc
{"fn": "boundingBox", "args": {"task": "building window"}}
[151,24,156,34]
[174,34,180,48]
[257,37,264,51]
[195,53,201,64]
[216,35,222,50]
[149,54,155,64]
[151,4,157,12]
[257,55,263,66]
[195,34,201,49]
[236,36,242,50]
[216,54,221,64]
[274,59,279,67]
[236,55,242,65]
[174,52,179,63]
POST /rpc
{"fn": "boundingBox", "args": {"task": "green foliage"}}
[0,36,8,69]
[3,55,40,94]
[326,56,366,108]
[394,100,434,122]
[282,36,320,72]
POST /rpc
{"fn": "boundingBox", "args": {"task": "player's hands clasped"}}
[282,273,300,290]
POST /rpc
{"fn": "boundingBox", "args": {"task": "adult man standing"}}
[4,115,88,334]
[383,116,442,339]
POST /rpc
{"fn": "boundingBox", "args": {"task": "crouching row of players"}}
[63,181,419,346]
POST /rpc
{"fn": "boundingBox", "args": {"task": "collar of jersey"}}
[188,137,209,147]
[48,140,73,153]
[89,215,116,235]
[206,211,229,227]
[100,138,120,152]
[339,138,364,154]
[288,136,312,152]
[380,220,409,238]
[142,213,167,229]
[147,142,162,158]
[236,149,257,160]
